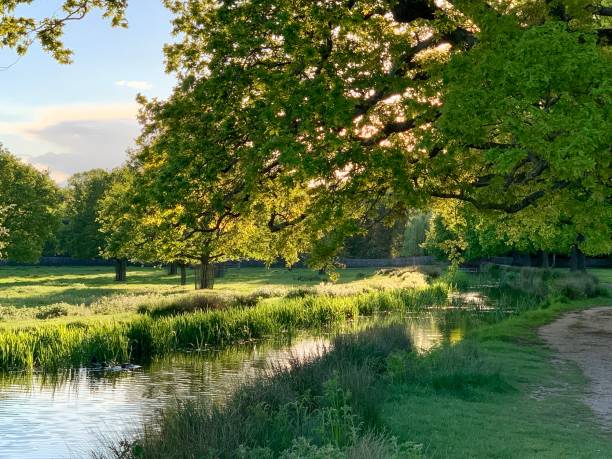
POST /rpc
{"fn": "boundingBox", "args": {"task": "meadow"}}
[0,266,413,325]
[0,266,379,309]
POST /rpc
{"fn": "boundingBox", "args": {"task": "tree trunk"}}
[570,244,586,272]
[194,260,215,289]
[551,253,556,268]
[540,251,550,269]
[115,258,127,282]
[168,263,177,275]
[180,263,187,286]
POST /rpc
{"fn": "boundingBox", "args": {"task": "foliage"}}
[0,146,61,262]
[400,212,430,257]
[429,20,612,258]
[0,205,8,258]
[0,0,127,63]
[147,0,612,267]
[342,206,407,259]
[57,169,114,259]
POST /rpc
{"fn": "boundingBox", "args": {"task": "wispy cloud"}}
[115,80,154,91]
[0,102,140,183]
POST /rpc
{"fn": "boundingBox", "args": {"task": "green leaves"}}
[58,169,115,259]
[0,0,127,63]
[0,146,60,262]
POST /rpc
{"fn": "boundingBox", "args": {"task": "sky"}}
[0,1,177,184]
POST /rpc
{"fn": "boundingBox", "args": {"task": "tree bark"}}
[194,259,215,289]
[570,244,586,272]
[540,251,550,269]
[168,263,177,275]
[115,258,127,282]
[180,263,187,286]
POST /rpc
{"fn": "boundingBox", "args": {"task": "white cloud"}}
[115,80,154,91]
[0,102,141,183]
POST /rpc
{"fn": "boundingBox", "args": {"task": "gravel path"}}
[540,306,612,430]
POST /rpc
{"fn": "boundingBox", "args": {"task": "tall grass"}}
[95,324,424,459]
[96,322,509,459]
[0,285,449,371]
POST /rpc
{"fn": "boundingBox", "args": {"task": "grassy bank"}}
[383,296,612,457]
[99,289,612,458]
[0,283,449,371]
[97,323,426,459]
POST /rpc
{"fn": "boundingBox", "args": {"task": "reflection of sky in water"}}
[0,310,494,458]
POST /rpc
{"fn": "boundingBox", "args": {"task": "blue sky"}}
[0,1,177,183]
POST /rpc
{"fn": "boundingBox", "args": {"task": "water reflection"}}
[0,309,502,458]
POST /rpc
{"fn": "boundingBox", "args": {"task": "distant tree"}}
[0,146,60,262]
[0,206,8,258]
[401,213,431,257]
[97,167,143,281]
[0,0,127,64]
[57,169,114,259]
[342,206,406,259]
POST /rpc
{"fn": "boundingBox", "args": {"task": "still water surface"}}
[0,308,496,458]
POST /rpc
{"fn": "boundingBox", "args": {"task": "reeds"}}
[95,324,421,459]
[0,285,450,371]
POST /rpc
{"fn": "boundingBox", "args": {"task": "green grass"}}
[0,266,379,309]
[1,266,428,327]
[591,268,612,284]
[0,283,450,371]
[383,296,612,458]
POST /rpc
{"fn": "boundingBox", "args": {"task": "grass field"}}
[592,268,612,284]
[1,266,422,326]
[0,265,443,370]
[0,266,380,309]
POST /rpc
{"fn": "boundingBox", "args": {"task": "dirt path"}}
[540,306,612,430]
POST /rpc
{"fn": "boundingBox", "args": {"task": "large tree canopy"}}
[141,0,610,261]
[0,146,60,262]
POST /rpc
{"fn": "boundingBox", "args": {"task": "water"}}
[0,308,498,459]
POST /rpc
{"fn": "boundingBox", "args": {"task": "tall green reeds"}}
[0,285,450,371]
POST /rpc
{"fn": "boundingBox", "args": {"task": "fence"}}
[2,255,610,269]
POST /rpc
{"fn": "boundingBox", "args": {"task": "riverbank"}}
[0,281,449,371]
[384,296,612,457]
[100,292,612,458]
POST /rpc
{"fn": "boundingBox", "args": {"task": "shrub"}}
[34,305,70,320]
[497,266,599,300]
[554,273,599,299]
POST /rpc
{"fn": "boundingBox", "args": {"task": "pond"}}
[0,305,501,458]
